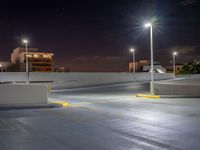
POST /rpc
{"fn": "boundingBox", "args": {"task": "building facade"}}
[129,60,149,72]
[143,62,166,73]
[11,47,54,72]
[129,60,166,73]
[165,65,183,74]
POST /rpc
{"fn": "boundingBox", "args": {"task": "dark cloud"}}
[181,0,196,6]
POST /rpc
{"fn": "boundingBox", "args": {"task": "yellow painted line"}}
[48,85,52,93]
[50,101,70,108]
[136,94,160,98]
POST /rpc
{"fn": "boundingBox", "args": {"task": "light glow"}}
[173,52,178,56]
[43,55,52,58]
[34,54,39,58]
[130,48,135,52]
[23,39,29,43]
[25,54,32,58]
[144,23,152,28]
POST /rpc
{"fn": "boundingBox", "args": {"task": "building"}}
[11,47,54,72]
[129,60,166,73]
[143,62,166,73]
[129,60,149,72]
[165,65,183,74]
[129,62,139,72]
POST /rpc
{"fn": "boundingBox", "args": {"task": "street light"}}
[144,22,154,95]
[130,48,135,73]
[23,39,29,83]
[144,23,152,28]
[173,51,178,78]
[0,64,2,72]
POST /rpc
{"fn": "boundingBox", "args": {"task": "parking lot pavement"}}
[1,83,200,150]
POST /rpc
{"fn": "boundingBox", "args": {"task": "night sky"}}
[0,0,200,71]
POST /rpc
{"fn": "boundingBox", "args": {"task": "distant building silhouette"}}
[165,65,183,74]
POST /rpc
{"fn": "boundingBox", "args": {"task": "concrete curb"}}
[135,93,200,98]
[0,104,60,111]
[158,95,200,98]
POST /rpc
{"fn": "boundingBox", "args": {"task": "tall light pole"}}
[23,39,29,83]
[173,51,177,78]
[144,22,154,95]
[0,64,2,72]
[130,48,135,73]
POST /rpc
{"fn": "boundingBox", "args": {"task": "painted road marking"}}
[49,96,145,109]
[50,101,70,108]
[136,94,160,98]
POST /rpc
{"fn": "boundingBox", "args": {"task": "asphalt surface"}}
[1,82,200,150]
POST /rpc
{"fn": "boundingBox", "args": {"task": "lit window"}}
[34,54,39,58]
[43,55,52,58]
[25,54,32,58]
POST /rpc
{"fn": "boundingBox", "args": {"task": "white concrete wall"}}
[154,77,200,96]
[32,72,173,89]
[0,84,48,105]
[154,83,200,96]
[0,72,26,82]
[0,72,173,89]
